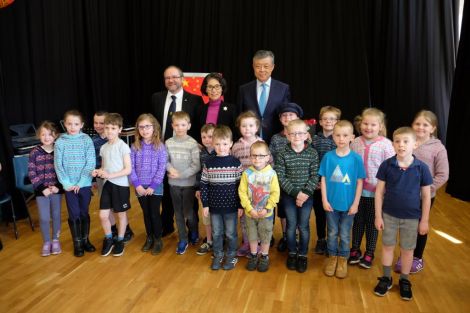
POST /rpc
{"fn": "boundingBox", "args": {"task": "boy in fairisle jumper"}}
[239,141,280,272]
[201,125,243,271]
[373,127,432,301]
[275,119,319,273]
[165,111,201,255]
[269,102,303,253]
[320,120,365,279]
[311,106,340,255]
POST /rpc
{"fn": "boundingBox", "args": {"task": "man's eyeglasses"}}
[250,154,268,159]
[288,132,307,137]
[138,125,153,130]
[207,84,222,91]
[164,75,182,80]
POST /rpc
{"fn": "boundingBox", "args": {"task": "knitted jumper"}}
[28,145,63,196]
[54,132,95,190]
[275,143,319,197]
[200,155,242,214]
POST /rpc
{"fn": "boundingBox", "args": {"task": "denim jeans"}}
[211,212,238,258]
[283,195,313,256]
[326,210,355,257]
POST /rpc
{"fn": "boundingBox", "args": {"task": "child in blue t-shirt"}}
[319,120,365,279]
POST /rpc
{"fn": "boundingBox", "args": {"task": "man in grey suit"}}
[237,50,291,144]
[152,65,203,236]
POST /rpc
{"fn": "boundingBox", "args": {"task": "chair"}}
[0,193,19,239]
[12,155,35,235]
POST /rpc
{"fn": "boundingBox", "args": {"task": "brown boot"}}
[324,256,337,277]
[336,256,348,278]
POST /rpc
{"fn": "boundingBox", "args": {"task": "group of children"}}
[27,103,448,301]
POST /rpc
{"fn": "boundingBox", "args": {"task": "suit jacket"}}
[237,79,291,143]
[197,101,238,137]
[151,90,203,140]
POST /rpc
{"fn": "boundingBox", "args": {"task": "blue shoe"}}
[176,241,188,255]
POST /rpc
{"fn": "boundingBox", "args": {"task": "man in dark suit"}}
[237,50,291,144]
[151,65,203,236]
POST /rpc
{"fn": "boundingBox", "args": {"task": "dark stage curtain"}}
[446,1,470,201]
[0,0,461,196]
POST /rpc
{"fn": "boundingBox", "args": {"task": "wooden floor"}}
[1,188,469,313]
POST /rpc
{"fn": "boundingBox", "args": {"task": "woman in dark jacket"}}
[197,73,238,136]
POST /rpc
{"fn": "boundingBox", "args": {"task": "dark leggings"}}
[414,197,435,259]
[312,191,326,240]
[138,195,163,238]
[351,197,378,256]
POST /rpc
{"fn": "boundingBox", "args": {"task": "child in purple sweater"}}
[130,114,167,255]
[28,121,63,256]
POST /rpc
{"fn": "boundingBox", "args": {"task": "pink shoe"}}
[51,240,62,255]
[237,242,250,257]
[410,257,424,274]
[41,242,51,257]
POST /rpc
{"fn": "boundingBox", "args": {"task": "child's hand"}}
[42,188,52,197]
[322,200,333,212]
[250,210,258,218]
[418,220,429,235]
[135,185,146,196]
[203,207,209,218]
[374,216,384,231]
[68,186,80,194]
[296,198,305,207]
[50,186,59,194]
[296,191,309,202]
[145,187,154,196]
[238,208,244,217]
[258,208,268,218]
[91,169,99,177]
[348,204,359,215]
[195,191,201,200]
[99,170,110,179]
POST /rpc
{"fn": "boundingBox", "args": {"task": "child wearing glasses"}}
[239,141,280,272]
[130,114,167,255]
[269,102,304,252]
[275,119,319,273]
[311,106,341,255]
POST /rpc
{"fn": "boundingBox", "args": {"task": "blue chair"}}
[12,155,35,234]
[0,193,19,239]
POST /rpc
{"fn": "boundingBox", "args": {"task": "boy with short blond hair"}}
[320,120,365,278]
[92,113,132,257]
[239,141,280,272]
[166,111,201,254]
[311,105,341,254]
[201,125,243,270]
[275,119,319,273]
[373,127,432,301]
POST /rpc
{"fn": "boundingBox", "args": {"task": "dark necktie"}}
[164,95,176,141]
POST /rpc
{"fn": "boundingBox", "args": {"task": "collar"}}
[167,88,184,99]
[257,77,272,88]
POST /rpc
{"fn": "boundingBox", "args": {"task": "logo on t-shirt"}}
[330,165,351,185]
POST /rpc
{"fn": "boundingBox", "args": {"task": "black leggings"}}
[351,197,378,256]
[414,197,435,259]
[138,195,163,238]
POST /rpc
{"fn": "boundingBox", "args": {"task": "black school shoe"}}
[113,240,125,257]
[101,237,114,256]
[286,253,297,270]
[399,278,413,301]
[374,276,393,296]
[296,255,308,273]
